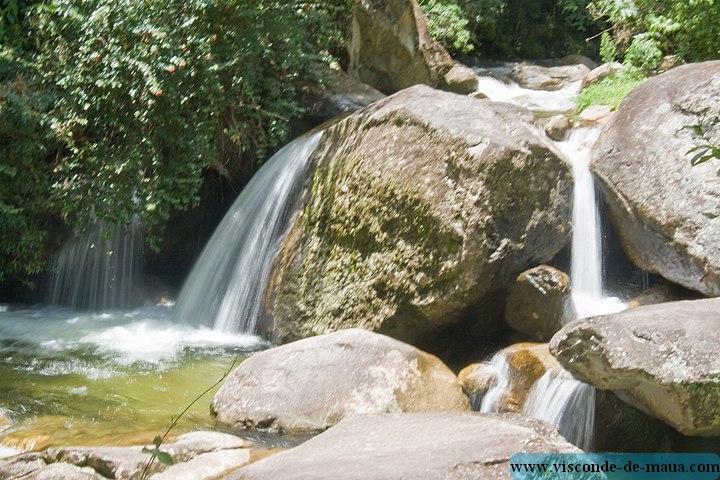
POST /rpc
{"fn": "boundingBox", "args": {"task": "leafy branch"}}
[684,116,720,167]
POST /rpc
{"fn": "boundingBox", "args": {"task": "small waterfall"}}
[47,218,143,310]
[173,132,322,333]
[554,128,626,319]
[478,352,512,413]
[523,371,596,451]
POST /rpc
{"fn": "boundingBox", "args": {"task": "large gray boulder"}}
[227,413,580,480]
[348,0,476,94]
[591,61,720,297]
[265,85,573,344]
[551,298,720,436]
[211,329,470,435]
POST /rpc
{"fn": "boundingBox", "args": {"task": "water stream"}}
[173,132,322,333]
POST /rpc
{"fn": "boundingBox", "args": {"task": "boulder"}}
[266,85,573,344]
[550,298,720,436]
[298,68,385,125]
[545,114,571,141]
[211,329,470,434]
[591,61,720,296]
[505,265,574,341]
[537,55,599,71]
[20,463,104,480]
[458,362,496,407]
[348,0,454,94]
[578,104,613,125]
[226,413,580,480]
[442,62,479,95]
[510,63,590,91]
[0,453,46,479]
[627,279,703,308]
[148,450,252,480]
[582,62,623,88]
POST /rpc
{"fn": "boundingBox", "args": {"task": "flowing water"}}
[523,371,596,452]
[478,352,511,413]
[0,305,263,455]
[47,218,143,311]
[173,132,322,333]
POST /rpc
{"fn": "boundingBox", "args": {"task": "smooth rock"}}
[226,413,580,480]
[551,298,720,436]
[582,62,623,88]
[442,62,479,95]
[212,329,470,434]
[628,279,703,308]
[21,463,106,480]
[348,0,454,94]
[148,449,252,480]
[578,104,613,125]
[545,114,571,141]
[591,61,720,296]
[458,362,495,405]
[510,63,589,91]
[505,265,574,341]
[266,85,573,344]
[0,453,46,480]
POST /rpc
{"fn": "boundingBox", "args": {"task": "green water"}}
[0,305,264,452]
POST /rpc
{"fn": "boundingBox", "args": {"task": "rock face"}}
[266,85,573,344]
[227,413,580,480]
[551,298,720,436]
[510,63,589,91]
[505,265,574,342]
[591,61,720,297]
[211,329,470,435]
[348,0,475,94]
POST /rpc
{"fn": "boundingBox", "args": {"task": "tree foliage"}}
[0,0,343,283]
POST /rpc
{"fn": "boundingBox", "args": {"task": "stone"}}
[578,104,613,125]
[298,68,385,125]
[591,61,720,296]
[348,0,454,94]
[212,329,470,434]
[627,279,703,308]
[0,453,46,480]
[21,463,106,480]
[537,55,599,71]
[505,265,574,341]
[458,362,495,406]
[226,413,580,480]
[441,62,479,95]
[581,62,623,88]
[148,449,252,480]
[266,85,573,344]
[510,63,590,91]
[544,114,571,141]
[551,298,720,436]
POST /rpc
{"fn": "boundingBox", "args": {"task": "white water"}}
[523,371,596,451]
[478,352,512,413]
[47,218,143,311]
[173,132,322,333]
[475,72,581,115]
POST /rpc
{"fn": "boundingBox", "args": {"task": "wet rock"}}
[266,85,573,344]
[226,413,580,480]
[458,362,496,405]
[545,114,571,141]
[212,329,470,435]
[591,61,720,296]
[627,279,703,308]
[510,63,589,91]
[505,265,574,342]
[551,298,720,436]
[348,0,454,94]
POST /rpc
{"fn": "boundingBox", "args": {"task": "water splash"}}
[47,218,143,311]
[173,132,322,333]
[523,371,596,451]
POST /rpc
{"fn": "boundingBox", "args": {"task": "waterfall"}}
[523,371,596,451]
[478,352,512,413]
[554,128,625,319]
[173,132,322,333]
[47,218,143,310]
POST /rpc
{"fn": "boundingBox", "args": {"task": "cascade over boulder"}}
[348,0,477,95]
[591,61,720,296]
[551,298,720,436]
[265,85,573,344]
[226,413,580,480]
[211,329,470,435]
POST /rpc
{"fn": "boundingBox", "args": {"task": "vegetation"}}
[575,70,646,111]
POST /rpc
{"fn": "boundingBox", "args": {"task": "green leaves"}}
[684,117,720,167]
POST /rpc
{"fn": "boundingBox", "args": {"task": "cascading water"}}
[478,352,512,413]
[173,132,322,333]
[47,218,143,310]
[523,371,596,452]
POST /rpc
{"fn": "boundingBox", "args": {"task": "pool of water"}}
[0,304,265,454]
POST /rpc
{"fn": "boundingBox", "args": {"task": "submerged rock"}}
[226,413,580,480]
[266,85,572,344]
[551,298,720,436]
[211,329,470,435]
[591,60,720,297]
[505,265,574,342]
